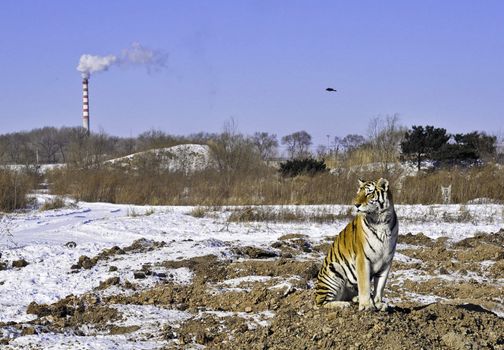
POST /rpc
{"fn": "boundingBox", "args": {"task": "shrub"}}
[190,206,209,218]
[40,196,66,211]
[279,158,327,177]
[0,169,34,212]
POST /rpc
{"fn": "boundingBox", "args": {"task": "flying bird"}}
[326,87,337,92]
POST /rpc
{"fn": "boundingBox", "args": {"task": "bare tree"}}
[340,134,366,152]
[316,145,329,159]
[136,129,179,151]
[251,132,278,160]
[67,128,90,166]
[116,137,136,157]
[281,130,312,159]
[367,114,405,172]
[208,119,262,198]
[32,127,60,163]
[5,133,34,164]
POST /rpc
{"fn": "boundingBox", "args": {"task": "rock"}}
[271,241,283,248]
[12,259,29,268]
[0,261,7,270]
[134,271,146,279]
[21,327,36,336]
[322,325,332,334]
[109,325,141,335]
[87,295,100,305]
[244,306,253,313]
[26,302,51,317]
[442,331,470,350]
[98,277,120,290]
[78,255,97,270]
[108,266,118,272]
[232,246,278,259]
[65,241,77,248]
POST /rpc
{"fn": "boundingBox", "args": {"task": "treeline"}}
[1,118,503,211]
[1,118,500,168]
[0,127,215,166]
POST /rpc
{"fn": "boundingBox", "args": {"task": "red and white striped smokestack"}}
[82,77,90,133]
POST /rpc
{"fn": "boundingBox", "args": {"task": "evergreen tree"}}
[401,125,450,170]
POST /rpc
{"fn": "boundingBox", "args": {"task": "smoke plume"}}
[77,42,167,78]
[77,55,117,79]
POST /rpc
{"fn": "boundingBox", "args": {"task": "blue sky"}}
[1,1,503,147]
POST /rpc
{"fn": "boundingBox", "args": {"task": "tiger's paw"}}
[323,301,351,309]
[358,301,374,311]
[374,302,389,311]
[359,304,375,311]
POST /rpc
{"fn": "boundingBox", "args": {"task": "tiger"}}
[315,178,398,311]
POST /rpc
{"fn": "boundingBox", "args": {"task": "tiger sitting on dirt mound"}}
[315,178,398,311]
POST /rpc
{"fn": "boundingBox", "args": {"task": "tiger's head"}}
[354,178,392,214]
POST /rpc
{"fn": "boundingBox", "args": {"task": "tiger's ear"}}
[377,178,389,191]
[358,179,366,187]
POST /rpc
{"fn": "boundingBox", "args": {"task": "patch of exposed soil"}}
[398,232,436,246]
[71,238,168,271]
[23,294,120,336]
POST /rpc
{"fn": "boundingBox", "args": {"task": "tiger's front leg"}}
[372,263,392,311]
[356,255,373,311]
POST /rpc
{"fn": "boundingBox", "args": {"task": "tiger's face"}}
[354,178,391,214]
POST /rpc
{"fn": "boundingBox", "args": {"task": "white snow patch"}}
[394,252,423,264]
[202,310,275,329]
[221,275,272,287]
[4,333,165,350]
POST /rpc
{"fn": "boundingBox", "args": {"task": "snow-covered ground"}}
[0,196,503,349]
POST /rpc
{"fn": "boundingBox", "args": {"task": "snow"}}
[1,197,503,347]
[5,333,165,350]
[104,144,212,173]
[221,275,273,288]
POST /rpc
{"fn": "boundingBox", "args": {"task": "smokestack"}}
[82,77,90,133]
[76,43,168,132]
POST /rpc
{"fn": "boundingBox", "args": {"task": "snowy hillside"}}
[104,144,212,173]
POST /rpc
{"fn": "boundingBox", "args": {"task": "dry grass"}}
[47,163,504,206]
[397,165,504,204]
[40,196,66,211]
[227,206,354,223]
[126,207,155,217]
[0,169,37,212]
[189,206,210,218]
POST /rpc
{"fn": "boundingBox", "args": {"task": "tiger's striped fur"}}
[315,178,398,311]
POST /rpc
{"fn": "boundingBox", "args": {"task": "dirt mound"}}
[71,238,168,271]
[25,294,120,337]
[454,230,504,248]
[398,232,435,246]
[175,289,504,349]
